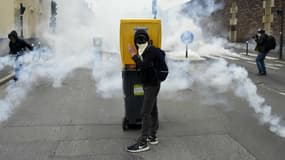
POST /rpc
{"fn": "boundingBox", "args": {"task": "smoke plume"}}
[0,0,285,138]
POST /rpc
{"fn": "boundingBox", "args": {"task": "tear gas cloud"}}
[0,0,285,138]
[191,60,285,137]
[181,0,224,21]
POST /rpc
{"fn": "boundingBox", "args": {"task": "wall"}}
[223,0,285,43]
[0,0,51,39]
[0,0,15,38]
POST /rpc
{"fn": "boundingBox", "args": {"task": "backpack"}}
[155,48,169,82]
[265,35,276,51]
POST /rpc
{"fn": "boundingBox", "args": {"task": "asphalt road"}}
[0,54,284,160]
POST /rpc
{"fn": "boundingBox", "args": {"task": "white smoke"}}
[182,0,224,20]
[92,52,122,98]
[0,51,53,121]
[0,0,285,138]
[0,75,33,122]
[190,59,285,137]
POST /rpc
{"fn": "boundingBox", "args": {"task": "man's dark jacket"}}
[9,38,33,55]
[132,45,161,86]
[254,34,269,53]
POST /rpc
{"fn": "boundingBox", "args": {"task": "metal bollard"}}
[185,44,188,58]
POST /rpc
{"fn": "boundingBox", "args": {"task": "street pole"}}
[280,10,284,60]
[246,41,249,56]
[152,0,157,19]
[278,9,284,60]
[185,44,188,58]
[20,14,23,38]
[20,3,25,38]
[50,0,57,33]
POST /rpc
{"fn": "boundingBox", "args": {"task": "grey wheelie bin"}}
[122,68,144,130]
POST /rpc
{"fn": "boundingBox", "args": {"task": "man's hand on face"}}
[128,44,138,57]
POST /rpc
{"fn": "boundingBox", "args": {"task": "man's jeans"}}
[140,84,160,140]
[10,54,23,79]
[256,52,267,74]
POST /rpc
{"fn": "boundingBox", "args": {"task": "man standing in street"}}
[126,29,163,153]
[8,30,33,81]
[254,29,270,76]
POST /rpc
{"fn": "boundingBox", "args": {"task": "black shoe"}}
[126,140,150,153]
[147,136,159,145]
[257,73,266,76]
[13,76,18,81]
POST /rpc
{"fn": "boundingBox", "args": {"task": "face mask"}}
[136,42,148,56]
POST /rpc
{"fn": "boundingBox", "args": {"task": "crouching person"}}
[8,30,33,81]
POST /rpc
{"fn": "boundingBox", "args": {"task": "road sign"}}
[181,31,194,58]
[181,31,194,44]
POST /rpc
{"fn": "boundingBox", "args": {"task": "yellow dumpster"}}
[120,19,162,68]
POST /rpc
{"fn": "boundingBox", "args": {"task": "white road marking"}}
[260,84,285,97]
[246,61,256,65]
[238,55,256,61]
[247,53,257,57]
[208,54,240,61]
[201,54,283,70]
[267,63,283,67]
[267,66,281,70]
[246,61,280,70]
[274,60,285,65]
[202,55,221,60]
[266,56,279,60]
[219,55,240,60]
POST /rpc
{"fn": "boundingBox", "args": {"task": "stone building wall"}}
[0,0,51,39]
[223,0,285,43]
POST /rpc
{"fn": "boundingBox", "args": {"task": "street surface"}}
[0,52,285,160]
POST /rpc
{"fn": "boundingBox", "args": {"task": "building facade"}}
[223,0,285,43]
[0,0,52,39]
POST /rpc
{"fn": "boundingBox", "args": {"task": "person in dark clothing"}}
[8,30,33,81]
[253,29,269,76]
[8,30,33,55]
[126,30,162,153]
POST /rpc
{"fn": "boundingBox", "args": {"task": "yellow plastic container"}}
[120,19,162,67]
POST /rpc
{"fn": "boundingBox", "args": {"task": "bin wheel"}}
[122,118,129,131]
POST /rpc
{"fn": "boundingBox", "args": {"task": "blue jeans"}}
[10,54,23,79]
[256,52,267,74]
